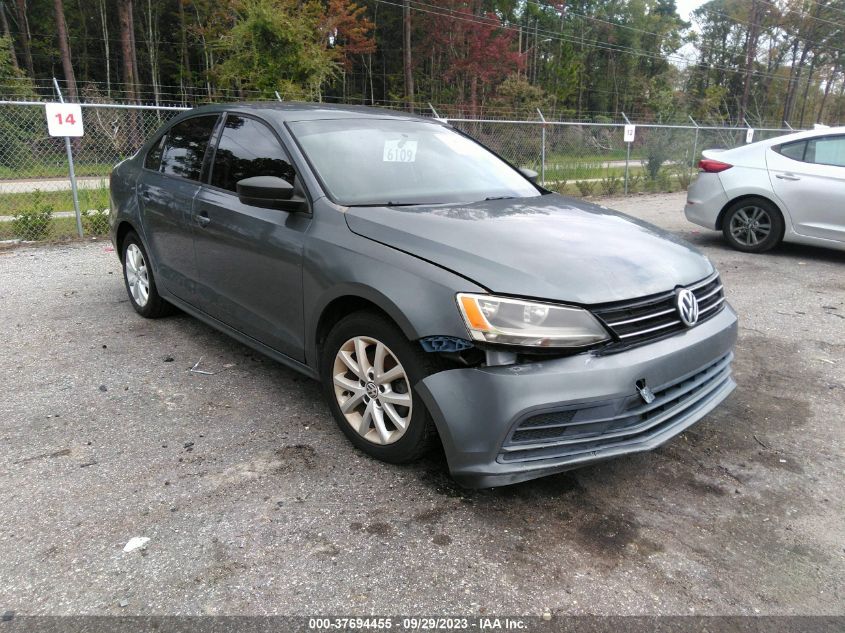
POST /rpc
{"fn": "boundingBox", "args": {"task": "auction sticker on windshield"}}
[383,138,418,162]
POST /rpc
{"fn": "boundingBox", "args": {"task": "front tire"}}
[121,231,173,318]
[722,198,783,253]
[320,311,443,464]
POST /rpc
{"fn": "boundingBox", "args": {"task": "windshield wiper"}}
[384,201,452,206]
[485,196,516,201]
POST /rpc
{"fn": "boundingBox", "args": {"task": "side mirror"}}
[236,176,305,211]
[519,167,539,183]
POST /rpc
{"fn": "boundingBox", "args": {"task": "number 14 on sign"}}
[45,103,84,137]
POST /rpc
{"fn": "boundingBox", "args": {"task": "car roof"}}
[183,101,434,123]
[759,125,845,145]
[702,125,845,161]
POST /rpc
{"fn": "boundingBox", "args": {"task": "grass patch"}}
[0,186,109,216]
[0,186,110,241]
[548,170,687,198]
[0,214,88,242]
[0,163,113,180]
[544,163,648,182]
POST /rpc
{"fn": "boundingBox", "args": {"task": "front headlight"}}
[456,293,609,348]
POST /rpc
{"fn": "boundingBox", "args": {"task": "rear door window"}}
[159,115,219,181]
[209,114,296,193]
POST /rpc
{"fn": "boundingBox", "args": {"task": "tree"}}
[0,33,27,89]
[118,0,138,102]
[0,2,18,71]
[402,0,413,111]
[53,0,77,100]
[488,74,548,118]
[0,33,35,170]
[1,0,841,124]
[214,0,337,100]
[12,0,33,77]
[418,0,523,117]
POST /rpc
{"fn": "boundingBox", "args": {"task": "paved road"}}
[0,176,107,194]
[0,192,843,617]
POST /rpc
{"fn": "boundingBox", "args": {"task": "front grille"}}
[500,352,733,463]
[593,273,725,352]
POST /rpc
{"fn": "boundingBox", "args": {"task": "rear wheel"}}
[320,311,443,463]
[121,231,173,318]
[722,198,783,253]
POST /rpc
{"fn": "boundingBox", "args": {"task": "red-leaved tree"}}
[418,0,524,116]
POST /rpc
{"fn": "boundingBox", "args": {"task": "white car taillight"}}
[698,159,733,173]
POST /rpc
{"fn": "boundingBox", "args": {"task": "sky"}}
[674,0,709,61]
[675,0,709,22]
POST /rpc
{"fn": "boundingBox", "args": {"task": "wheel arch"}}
[114,220,138,256]
[716,193,786,237]
[309,287,421,370]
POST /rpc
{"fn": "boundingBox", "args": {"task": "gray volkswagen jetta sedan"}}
[109,103,737,487]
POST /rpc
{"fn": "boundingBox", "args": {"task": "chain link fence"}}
[0,101,186,242]
[449,118,797,197]
[0,100,799,243]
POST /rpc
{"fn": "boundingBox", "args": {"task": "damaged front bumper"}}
[417,304,738,488]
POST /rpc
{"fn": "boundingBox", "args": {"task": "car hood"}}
[344,194,714,305]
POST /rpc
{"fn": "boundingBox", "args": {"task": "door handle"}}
[195,211,211,227]
[776,173,800,181]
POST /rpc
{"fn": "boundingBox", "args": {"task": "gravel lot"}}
[1,192,843,616]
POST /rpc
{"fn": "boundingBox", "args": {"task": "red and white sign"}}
[45,103,84,137]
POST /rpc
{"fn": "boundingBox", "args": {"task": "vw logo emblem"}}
[365,382,379,399]
[676,288,699,327]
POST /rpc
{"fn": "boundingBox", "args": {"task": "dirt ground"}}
[1,192,843,616]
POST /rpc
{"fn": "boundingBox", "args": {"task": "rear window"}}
[144,135,166,170]
[777,140,806,161]
[159,115,219,181]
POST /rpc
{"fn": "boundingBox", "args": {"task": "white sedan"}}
[684,126,845,253]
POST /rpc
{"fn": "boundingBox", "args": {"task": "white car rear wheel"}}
[722,198,783,253]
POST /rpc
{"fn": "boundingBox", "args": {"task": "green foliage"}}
[575,180,596,197]
[627,172,642,194]
[0,35,34,97]
[2,0,842,126]
[489,75,548,119]
[214,0,337,99]
[599,171,622,196]
[12,190,54,241]
[0,35,37,172]
[641,130,673,182]
[672,163,695,190]
[0,114,31,172]
[552,178,568,195]
[82,209,110,236]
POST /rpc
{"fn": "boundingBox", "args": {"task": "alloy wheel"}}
[332,336,413,445]
[729,205,772,247]
[125,243,150,307]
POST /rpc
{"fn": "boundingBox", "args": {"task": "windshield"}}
[288,118,541,206]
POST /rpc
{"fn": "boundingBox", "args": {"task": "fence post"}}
[53,78,83,238]
[537,108,546,185]
[621,112,631,195]
[689,115,700,168]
